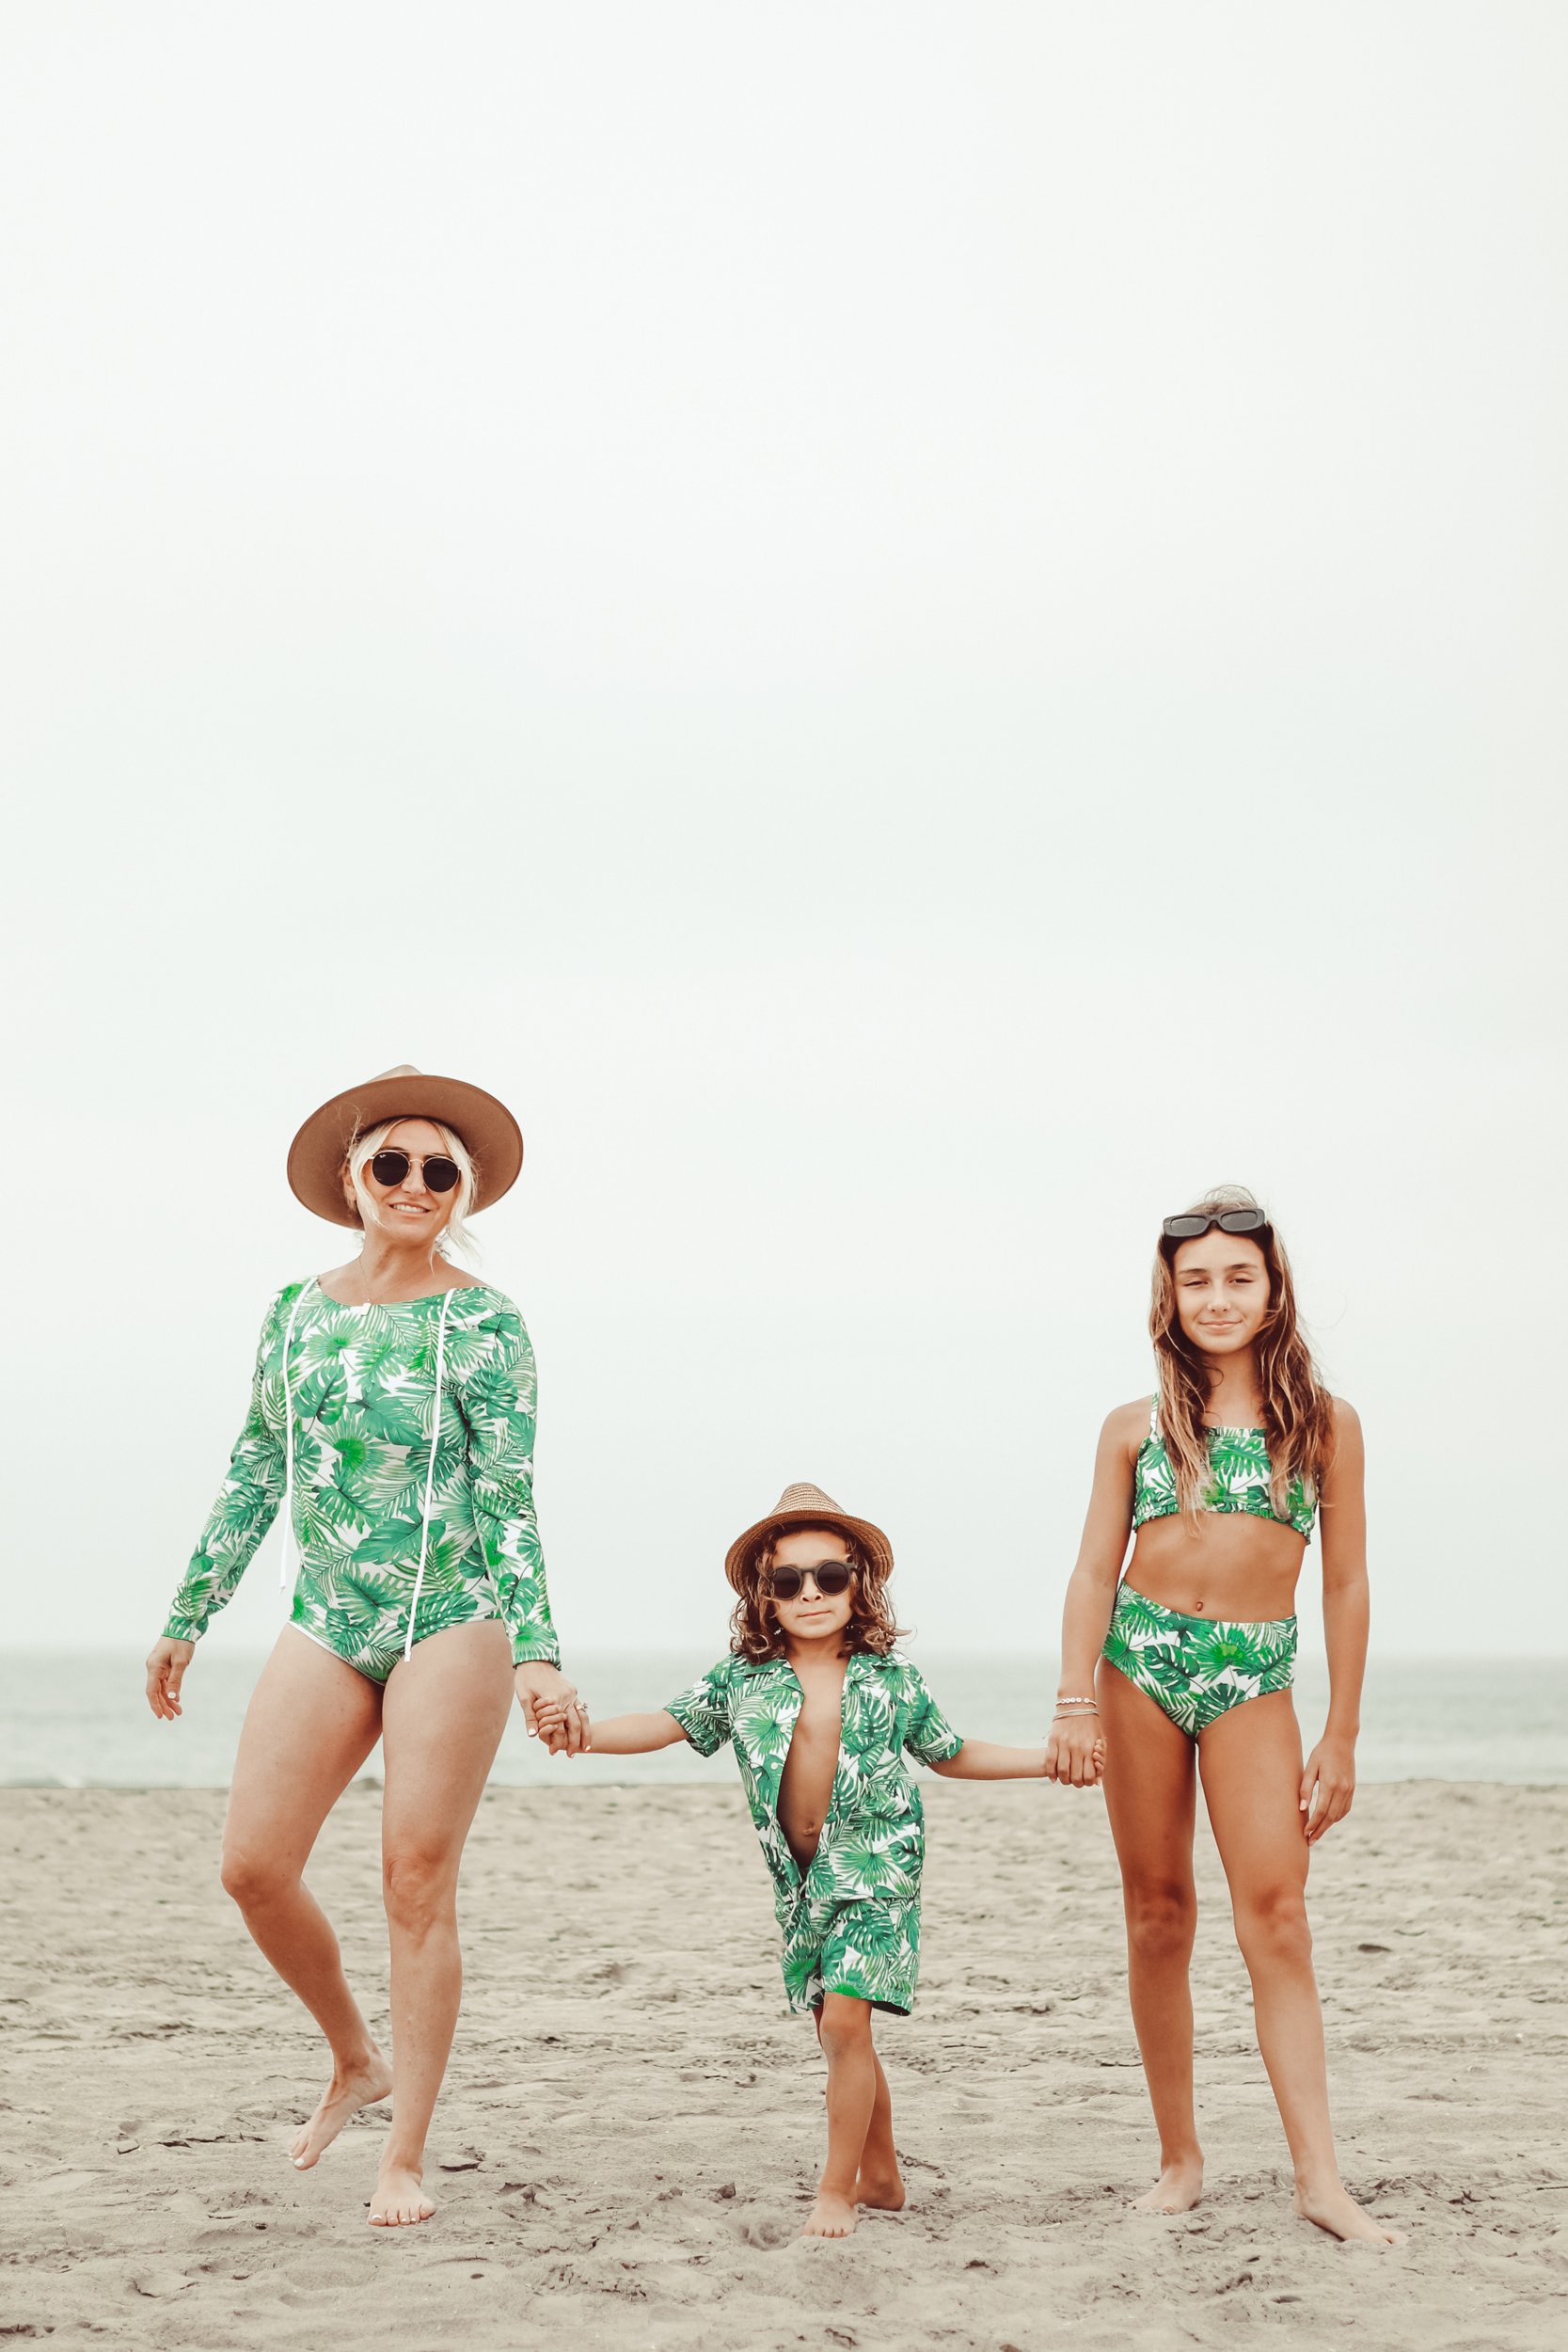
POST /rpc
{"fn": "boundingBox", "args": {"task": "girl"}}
[546,1482,1085,2239]
[144,1063,586,2230]
[1047,1188,1401,2246]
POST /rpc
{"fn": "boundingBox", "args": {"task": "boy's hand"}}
[532,1692,593,1756]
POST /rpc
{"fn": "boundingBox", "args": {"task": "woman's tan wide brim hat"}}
[724,1483,895,1589]
[286,1064,524,1228]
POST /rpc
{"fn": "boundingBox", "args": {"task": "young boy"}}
[546,1483,1101,2238]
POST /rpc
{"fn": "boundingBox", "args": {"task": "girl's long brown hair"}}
[1150,1185,1336,1524]
[727,1529,905,1661]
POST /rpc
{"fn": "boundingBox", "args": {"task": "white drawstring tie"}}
[277,1280,315,1593]
[404,1290,453,1661]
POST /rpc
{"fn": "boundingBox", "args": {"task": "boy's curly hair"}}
[727,1526,906,1661]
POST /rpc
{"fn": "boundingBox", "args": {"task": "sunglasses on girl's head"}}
[370,1149,462,1194]
[766,1562,854,1601]
[1163,1208,1269,1239]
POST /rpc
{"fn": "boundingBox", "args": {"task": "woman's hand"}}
[1300,1735,1355,1842]
[514,1662,591,1753]
[1045,1713,1106,1788]
[145,1638,195,1722]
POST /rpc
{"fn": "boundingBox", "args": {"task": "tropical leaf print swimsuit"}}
[164,1279,559,1683]
[666,1652,963,2016]
[1101,1402,1313,1739]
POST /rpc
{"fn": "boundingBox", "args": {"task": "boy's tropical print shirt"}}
[164,1279,559,1665]
[665,1652,964,1913]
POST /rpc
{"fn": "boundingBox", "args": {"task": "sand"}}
[2,1778,1565,2351]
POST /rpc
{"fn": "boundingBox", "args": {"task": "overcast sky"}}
[4,4,1564,1669]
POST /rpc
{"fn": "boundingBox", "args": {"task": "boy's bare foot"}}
[369,2164,436,2228]
[1294,2182,1402,2246]
[854,2159,906,2212]
[290,2048,392,2169]
[1133,2156,1204,2214]
[801,2188,859,2238]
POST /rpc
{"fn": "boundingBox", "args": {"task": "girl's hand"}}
[514,1662,591,1752]
[145,1638,194,1722]
[1300,1735,1355,1842]
[1045,1714,1106,1788]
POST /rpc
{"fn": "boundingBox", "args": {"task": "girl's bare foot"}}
[1294,2181,1402,2246]
[853,2158,906,2212]
[290,2047,393,2169]
[1133,2155,1204,2214]
[369,2164,436,2228]
[801,2188,859,2238]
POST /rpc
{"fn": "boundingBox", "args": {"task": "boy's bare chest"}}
[777,1674,845,1864]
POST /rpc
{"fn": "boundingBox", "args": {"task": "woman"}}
[1046,1188,1400,2246]
[144,1064,586,2230]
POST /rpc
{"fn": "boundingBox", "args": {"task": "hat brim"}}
[286,1073,523,1228]
[724,1506,894,1590]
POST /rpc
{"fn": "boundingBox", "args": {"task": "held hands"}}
[1299,1735,1355,1843]
[1044,1712,1107,1788]
[145,1638,194,1721]
[514,1662,592,1755]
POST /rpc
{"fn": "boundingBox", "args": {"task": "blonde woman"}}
[144,1066,585,2229]
[1048,1189,1401,2246]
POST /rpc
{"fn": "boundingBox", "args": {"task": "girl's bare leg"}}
[220,1629,388,2167]
[1198,1692,1401,2246]
[371,1619,513,2228]
[806,1993,879,2237]
[1099,1663,1205,2211]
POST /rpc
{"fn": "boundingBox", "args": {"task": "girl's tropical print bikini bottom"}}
[1101,1583,1297,1739]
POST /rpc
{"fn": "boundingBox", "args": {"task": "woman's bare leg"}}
[1198,1692,1401,2246]
[370,1619,513,2228]
[1099,1662,1205,2211]
[220,1629,388,2166]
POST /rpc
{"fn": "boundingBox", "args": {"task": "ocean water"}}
[2,1649,1564,1788]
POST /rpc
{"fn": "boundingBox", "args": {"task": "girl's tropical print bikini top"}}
[1132,1400,1317,1542]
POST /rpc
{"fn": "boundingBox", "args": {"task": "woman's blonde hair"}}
[727,1529,905,1662]
[1150,1184,1335,1523]
[344,1118,480,1263]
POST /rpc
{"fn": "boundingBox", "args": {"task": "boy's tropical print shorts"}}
[781,1890,922,2017]
[1102,1583,1297,1739]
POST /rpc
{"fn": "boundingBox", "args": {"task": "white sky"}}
[4,4,1564,1663]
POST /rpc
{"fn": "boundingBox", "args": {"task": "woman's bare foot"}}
[801,2188,859,2238]
[1133,2155,1204,2214]
[854,2158,906,2212]
[369,2164,436,2228]
[289,2047,393,2169]
[1294,2181,1402,2246]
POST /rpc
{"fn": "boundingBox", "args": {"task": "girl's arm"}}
[1045,1403,1141,1786]
[552,1709,692,1756]
[1302,1398,1369,1845]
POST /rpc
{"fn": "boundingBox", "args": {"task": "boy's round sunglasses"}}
[765,1562,854,1601]
[369,1148,462,1194]
[1163,1208,1269,1239]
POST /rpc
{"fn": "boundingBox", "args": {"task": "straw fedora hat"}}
[286,1064,524,1229]
[724,1483,895,1589]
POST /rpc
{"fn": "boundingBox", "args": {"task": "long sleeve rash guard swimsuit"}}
[164,1279,559,1682]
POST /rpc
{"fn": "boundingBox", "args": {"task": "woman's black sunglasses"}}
[1162,1209,1269,1239]
[370,1148,462,1194]
[766,1562,854,1601]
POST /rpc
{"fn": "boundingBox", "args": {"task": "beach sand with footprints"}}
[3,1779,1565,2350]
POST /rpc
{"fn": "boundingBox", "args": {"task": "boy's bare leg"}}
[805,1993,877,2237]
[853,2048,905,2209]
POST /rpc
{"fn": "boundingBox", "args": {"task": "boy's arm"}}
[929,1739,1050,1781]
[553,1708,692,1756]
